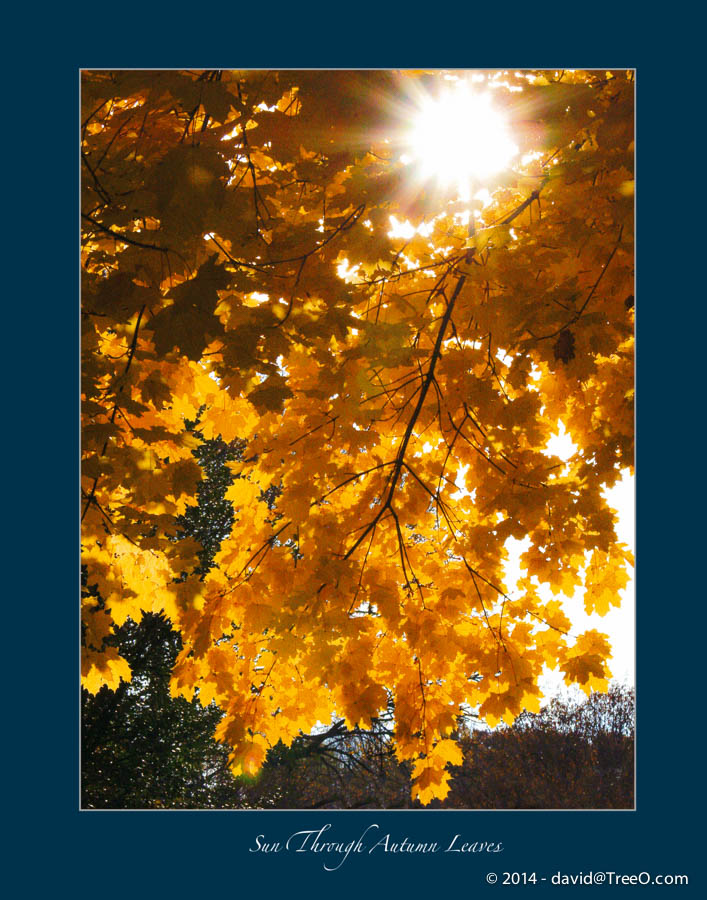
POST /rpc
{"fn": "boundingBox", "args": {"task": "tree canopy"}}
[81,69,634,805]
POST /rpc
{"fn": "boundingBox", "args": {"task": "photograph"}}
[80,69,636,817]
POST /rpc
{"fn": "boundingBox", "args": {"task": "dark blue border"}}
[20,8,699,893]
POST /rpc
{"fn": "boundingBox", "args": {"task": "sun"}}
[407,82,518,193]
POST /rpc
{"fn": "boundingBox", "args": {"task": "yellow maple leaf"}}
[82,648,132,694]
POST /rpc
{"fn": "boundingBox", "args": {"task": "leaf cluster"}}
[81,69,634,804]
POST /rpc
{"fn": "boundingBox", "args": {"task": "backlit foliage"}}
[81,69,634,805]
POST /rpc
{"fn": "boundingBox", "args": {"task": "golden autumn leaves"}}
[81,69,634,804]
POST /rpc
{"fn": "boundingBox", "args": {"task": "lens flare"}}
[408,83,518,191]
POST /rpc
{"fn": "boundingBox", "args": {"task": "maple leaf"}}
[247,374,293,413]
[82,647,132,694]
[553,329,576,363]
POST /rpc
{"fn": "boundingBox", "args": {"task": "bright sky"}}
[501,424,634,696]
[600,473,635,685]
[505,471,635,697]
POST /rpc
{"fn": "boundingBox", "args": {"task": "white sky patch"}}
[544,420,578,461]
[495,346,514,368]
[450,462,471,501]
[388,215,434,240]
[501,417,635,697]
[337,258,359,281]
